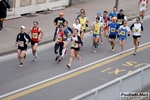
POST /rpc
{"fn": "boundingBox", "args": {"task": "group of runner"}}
[16,0,147,68]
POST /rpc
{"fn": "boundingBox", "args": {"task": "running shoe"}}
[58,57,62,63]
[120,52,122,55]
[18,62,23,67]
[55,56,59,61]
[133,51,136,55]
[78,57,82,63]
[33,55,38,62]
[93,49,96,53]
[67,64,71,69]
[65,48,67,54]
[24,54,26,59]
[111,47,114,52]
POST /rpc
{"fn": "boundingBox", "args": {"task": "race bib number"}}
[32,33,38,39]
[118,19,122,24]
[134,29,139,32]
[57,20,63,25]
[104,23,107,27]
[120,31,125,36]
[111,28,115,32]
[142,4,145,6]
[57,38,62,42]
[94,29,98,33]
[71,43,77,47]
[19,41,24,47]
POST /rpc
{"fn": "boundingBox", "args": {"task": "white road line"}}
[0,41,150,99]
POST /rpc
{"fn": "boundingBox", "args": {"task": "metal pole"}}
[115,0,119,11]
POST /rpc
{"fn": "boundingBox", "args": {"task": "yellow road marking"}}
[101,68,111,72]
[2,44,150,100]
[127,70,132,74]
[134,63,148,68]
[108,69,126,74]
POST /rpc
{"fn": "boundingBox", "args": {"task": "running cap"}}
[21,26,25,29]
[97,12,101,15]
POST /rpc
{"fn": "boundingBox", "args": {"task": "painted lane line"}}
[0,41,150,99]
[101,68,111,72]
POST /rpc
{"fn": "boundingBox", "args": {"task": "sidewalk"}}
[0,0,150,56]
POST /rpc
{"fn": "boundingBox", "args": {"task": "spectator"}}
[0,0,10,30]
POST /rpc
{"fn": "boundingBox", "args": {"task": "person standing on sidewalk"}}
[16,26,31,67]
[53,12,66,41]
[130,17,144,55]
[138,0,148,23]
[28,21,44,62]
[0,0,10,30]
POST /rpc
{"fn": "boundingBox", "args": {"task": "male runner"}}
[28,21,44,62]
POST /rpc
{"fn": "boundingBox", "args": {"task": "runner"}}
[138,0,148,23]
[72,18,83,38]
[118,21,131,55]
[53,12,66,41]
[103,11,110,38]
[90,17,103,53]
[78,12,89,46]
[62,21,73,58]
[54,23,66,63]
[108,17,119,52]
[117,9,127,26]
[67,29,82,69]
[130,17,144,55]
[77,9,86,18]
[94,12,103,23]
[109,6,119,18]
[28,21,44,62]
[94,11,104,45]
[117,9,127,39]
[16,26,31,67]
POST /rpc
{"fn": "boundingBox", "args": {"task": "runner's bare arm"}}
[39,28,44,39]
[138,0,140,7]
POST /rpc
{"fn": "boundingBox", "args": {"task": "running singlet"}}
[79,17,86,30]
[140,0,148,8]
[119,25,130,38]
[109,22,119,35]
[93,22,101,34]
[109,12,119,18]
[103,16,109,28]
[71,36,81,48]
[31,27,40,42]
[57,29,64,43]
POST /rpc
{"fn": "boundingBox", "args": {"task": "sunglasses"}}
[124,23,127,24]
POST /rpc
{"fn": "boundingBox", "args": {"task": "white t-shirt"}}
[73,23,82,35]
[131,23,143,36]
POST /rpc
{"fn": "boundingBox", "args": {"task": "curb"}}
[0,16,138,57]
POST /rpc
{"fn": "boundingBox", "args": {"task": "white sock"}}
[62,48,66,57]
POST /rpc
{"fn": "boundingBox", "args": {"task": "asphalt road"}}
[0,16,150,100]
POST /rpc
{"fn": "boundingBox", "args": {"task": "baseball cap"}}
[97,12,101,15]
[21,26,25,29]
